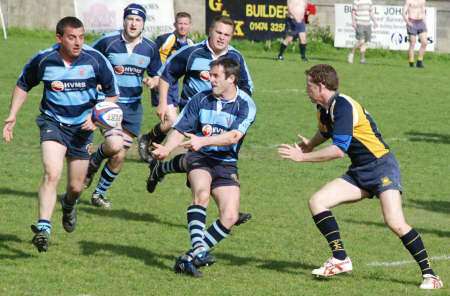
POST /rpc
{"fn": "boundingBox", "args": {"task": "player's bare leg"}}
[408,35,417,67]
[416,32,427,68]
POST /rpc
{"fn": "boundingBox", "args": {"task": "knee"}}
[67,183,83,196]
[105,138,123,155]
[308,193,325,212]
[43,171,61,186]
[192,190,210,207]
[110,149,126,163]
[384,217,411,236]
[220,211,239,229]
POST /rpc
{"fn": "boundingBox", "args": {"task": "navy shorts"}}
[341,153,402,198]
[407,19,427,36]
[150,83,180,107]
[286,18,306,36]
[185,151,240,190]
[117,101,143,137]
[36,114,93,159]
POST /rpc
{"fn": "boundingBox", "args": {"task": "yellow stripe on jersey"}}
[159,34,177,64]
[337,94,389,158]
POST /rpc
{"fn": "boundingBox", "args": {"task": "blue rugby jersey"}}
[173,88,256,163]
[92,31,162,104]
[317,93,390,166]
[17,44,118,125]
[159,39,254,102]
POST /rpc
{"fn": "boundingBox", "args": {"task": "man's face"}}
[123,15,144,39]
[57,26,85,59]
[175,17,191,37]
[306,75,321,103]
[209,22,233,53]
[210,65,234,96]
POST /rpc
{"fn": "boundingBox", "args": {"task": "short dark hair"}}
[209,15,235,31]
[175,12,191,21]
[305,64,339,91]
[210,57,240,85]
[56,16,84,36]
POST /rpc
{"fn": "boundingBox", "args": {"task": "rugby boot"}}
[420,274,443,289]
[235,212,252,226]
[312,257,353,277]
[146,159,164,193]
[31,225,49,253]
[91,192,112,209]
[173,254,202,277]
[137,133,152,163]
[191,249,216,268]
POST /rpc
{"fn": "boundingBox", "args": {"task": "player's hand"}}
[81,115,97,131]
[151,142,170,160]
[3,115,17,143]
[143,77,158,89]
[156,103,167,121]
[180,133,205,151]
[297,134,313,152]
[278,143,305,162]
[96,84,103,92]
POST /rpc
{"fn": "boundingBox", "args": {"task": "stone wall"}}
[1,0,449,52]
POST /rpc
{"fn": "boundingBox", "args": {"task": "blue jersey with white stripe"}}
[160,39,253,102]
[17,44,118,125]
[92,31,162,104]
[173,88,256,163]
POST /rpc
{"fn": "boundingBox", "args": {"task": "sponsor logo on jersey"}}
[202,124,213,136]
[114,65,144,75]
[114,65,125,75]
[51,81,64,92]
[199,71,210,81]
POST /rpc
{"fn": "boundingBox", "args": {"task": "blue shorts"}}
[36,114,93,159]
[150,83,180,107]
[342,153,402,198]
[117,101,143,137]
[185,151,240,189]
[407,19,427,36]
[286,18,306,36]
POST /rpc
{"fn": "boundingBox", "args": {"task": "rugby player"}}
[278,64,443,289]
[2,17,120,252]
[403,0,428,68]
[277,0,308,61]
[151,58,256,277]
[348,0,378,64]
[85,3,162,208]
[138,11,194,162]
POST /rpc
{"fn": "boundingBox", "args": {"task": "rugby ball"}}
[91,101,123,129]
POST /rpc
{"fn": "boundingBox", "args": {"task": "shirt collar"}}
[121,31,143,45]
[213,86,239,103]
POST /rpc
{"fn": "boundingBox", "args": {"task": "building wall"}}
[1,0,449,52]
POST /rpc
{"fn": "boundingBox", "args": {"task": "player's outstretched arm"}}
[156,79,170,121]
[279,143,344,163]
[181,130,243,151]
[152,129,185,160]
[3,86,29,143]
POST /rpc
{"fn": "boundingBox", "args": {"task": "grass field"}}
[0,29,449,296]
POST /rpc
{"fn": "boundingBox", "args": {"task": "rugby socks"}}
[278,43,287,58]
[300,43,307,60]
[203,219,230,250]
[91,144,107,167]
[313,210,347,260]
[148,123,166,144]
[400,229,435,276]
[94,164,119,195]
[159,154,187,175]
[36,219,52,234]
[187,205,207,250]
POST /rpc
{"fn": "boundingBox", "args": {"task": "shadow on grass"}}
[214,252,316,275]
[0,187,36,198]
[406,199,450,215]
[0,234,34,259]
[80,207,185,229]
[405,131,450,144]
[360,274,419,287]
[342,219,450,238]
[79,240,173,270]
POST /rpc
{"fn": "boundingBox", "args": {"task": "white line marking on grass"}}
[257,88,302,93]
[367,255,450,267]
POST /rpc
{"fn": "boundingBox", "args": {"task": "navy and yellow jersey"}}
[92,31,162,104]
[17,44,118,125]
[317,93,390,166]
[159,39,254,102]
[173,88,256,163]
[155,32,194,64]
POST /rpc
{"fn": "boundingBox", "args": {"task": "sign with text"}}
[206,0,289,41]
[334,4,436,51]
[74,0,174,38]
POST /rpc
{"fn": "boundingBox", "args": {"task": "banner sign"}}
[334,4,436,51]
[74,0,174,38]
[206,0,289,41]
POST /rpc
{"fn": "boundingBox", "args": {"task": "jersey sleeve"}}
[235,52,254,96]
[173,95,200,133]
[331,98,354,152]
[16,54,42,91]
[146,43,162,77]
[92,36,107,54]
[230,97,256,134]
[95,52,119,97]
[159,48,190,85]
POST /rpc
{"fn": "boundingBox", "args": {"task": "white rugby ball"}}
[91,101,123,129]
